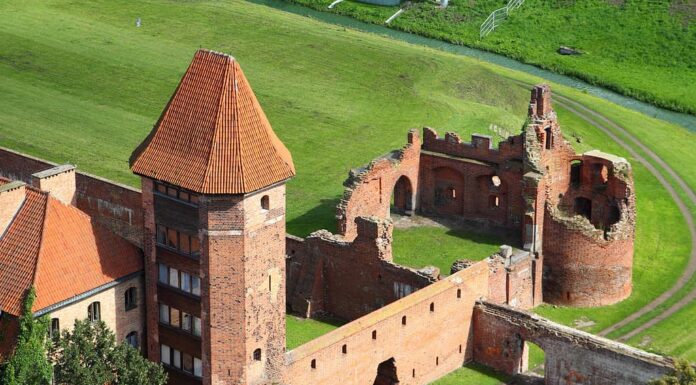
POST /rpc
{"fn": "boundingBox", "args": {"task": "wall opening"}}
[570,160,582,186]
[373,358,399,385]
[519,341,545,380]
[311,359,316,369]
[342,344,348,354]
[574,197,592,220]
[391,175,413,216]
[372,330,377,340]
[401,316,407,326]
[488,195,500,208]
[457,289,462,298]
[544,127,553,150]
[429,302,435,312]
[261,195,270,211]
[433,167,465,215]
[253,349,261,361]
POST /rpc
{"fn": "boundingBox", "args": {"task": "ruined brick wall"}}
[284,262,489,385]
[418,128,525,231]
[472,302,672,385]
[0,147,143,246]
[337,131,421,240]
[286,217,435,321]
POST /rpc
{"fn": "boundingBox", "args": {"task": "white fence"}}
[480,0,524,39]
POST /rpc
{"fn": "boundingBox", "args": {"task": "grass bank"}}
[283,0,696,115]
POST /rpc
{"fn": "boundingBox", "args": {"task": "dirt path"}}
[550,93,696,341]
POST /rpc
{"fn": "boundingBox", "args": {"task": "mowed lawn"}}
[1,0,695,371]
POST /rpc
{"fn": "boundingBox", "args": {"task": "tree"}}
[0,287,52,385]
[650,360,696,385]
[53,319,166,385]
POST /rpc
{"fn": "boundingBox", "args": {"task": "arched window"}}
[125,287,137,311]
[429,302,435,312]
[253,349,262,361]
[88,302,101,322]
[50,318,60,339]
[261,195,270,211]
[401,316,407,326]
[125,331,138,348]
[311,359,317,369]
[342,344,347,354]
[372,330,377,340]
[457,289,462,299]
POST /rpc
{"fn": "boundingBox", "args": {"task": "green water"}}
[249,0,696,132]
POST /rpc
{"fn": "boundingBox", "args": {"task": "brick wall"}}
[0,147,143,246]
[472,301,672,385]
[337,130,421,239]
[284,261,489,385]
[286,217,435,321]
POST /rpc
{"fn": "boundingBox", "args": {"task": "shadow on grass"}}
[287,198,340,237]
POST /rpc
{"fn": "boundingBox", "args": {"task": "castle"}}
[0,49,672,385]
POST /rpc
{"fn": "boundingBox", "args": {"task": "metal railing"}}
[480,0,524,39]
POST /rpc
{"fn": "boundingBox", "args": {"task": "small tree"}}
[53,319,166,385]
[0,287,53,385]
[650,360,696,385]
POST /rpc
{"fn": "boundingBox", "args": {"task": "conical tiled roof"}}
[130,49,295,194]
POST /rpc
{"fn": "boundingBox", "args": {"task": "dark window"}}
[125,287,137,311]
[342,344,347,354]
[570,161,583,186]
[183,353,193,374]
[154,182,199,205]
[311,359,316,369]
[544,127,553,150]
[126,331,138,348]
[412,369,416,378]
[156,224,199,257]
[261,195,270,211]
[253,349,262,361]
[488,195,499,208]
[50,318,60,339]
[459,344,462,353]
[430,302,435,312]
[401,316,407,326]
[574,197,592,220]
[436,356,439,366]
[457,289,462,299]
[167,228,178,249]
[372,330,377,340]
[88,302,101,322]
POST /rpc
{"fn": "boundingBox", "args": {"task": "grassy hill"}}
[282,0,696,115]
[1,0,696,379]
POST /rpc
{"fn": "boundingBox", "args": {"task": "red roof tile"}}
[130,49,295,194]
[0,186,142,316]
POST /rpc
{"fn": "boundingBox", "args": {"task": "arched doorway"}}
[373,358,399,385]
[391,176,413,215]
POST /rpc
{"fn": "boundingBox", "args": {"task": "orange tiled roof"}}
[130,49,295,194]
[0,186,142,316]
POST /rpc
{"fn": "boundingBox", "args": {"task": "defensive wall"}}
[472,301,672,385]
[0,147,143,246]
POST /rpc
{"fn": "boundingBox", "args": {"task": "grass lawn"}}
[627,298,696,361]
[286,315,344,350]
[393,226,513,273]
[430,363,510,385]
[1,0,696,371]
[282,0,696,115]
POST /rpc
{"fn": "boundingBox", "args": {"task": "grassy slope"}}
[1,0,695,369]
[284,0,696,114]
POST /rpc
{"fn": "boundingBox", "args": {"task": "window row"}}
[309,289,464,369]
[160,344,202,378]
[158,263,201,296]
[155,182,199,205]
[156,224,200,257]
[159,303,202,337]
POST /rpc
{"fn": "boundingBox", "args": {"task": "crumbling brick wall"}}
[284,262,489,385]
[286,217,435,321]
[472,301,672,385]
[336,131,421,240]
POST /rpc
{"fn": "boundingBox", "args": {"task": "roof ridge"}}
[28,191,50,308]
[201,54,232,193]
[232,61,246,193]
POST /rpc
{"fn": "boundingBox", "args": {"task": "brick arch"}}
[391,175,413,215]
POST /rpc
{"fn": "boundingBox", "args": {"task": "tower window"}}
[261,195,270,211]
[430,302,435,312]
[544,127,553,149]
[87,302,101,322]
[372,330,377,340]
[124,287,137,310]
[311,359,317,369]
[489,195,500,208]
[253,349,262,361]
[457,289,462,298]
[342,344,347,354]
[402,316,407,326]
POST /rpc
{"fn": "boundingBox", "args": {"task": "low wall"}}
[472,301,673,385]
[284,261,489,385]
[0,147,144,246]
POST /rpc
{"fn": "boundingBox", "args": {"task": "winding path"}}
[549,92,696,341]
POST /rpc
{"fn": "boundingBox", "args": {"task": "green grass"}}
[1,0,696,369]
[627,299,696,360]
[430,363,510,385]
[283,0,696,115]
[393,226,513,273]
[286,315,344,350]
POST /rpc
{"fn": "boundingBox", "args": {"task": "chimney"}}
[31,164,76,205]
[0,181,26,236]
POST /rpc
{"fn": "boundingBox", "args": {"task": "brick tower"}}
[130,49,295,385]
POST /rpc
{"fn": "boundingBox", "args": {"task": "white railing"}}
[480,0,524,39]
